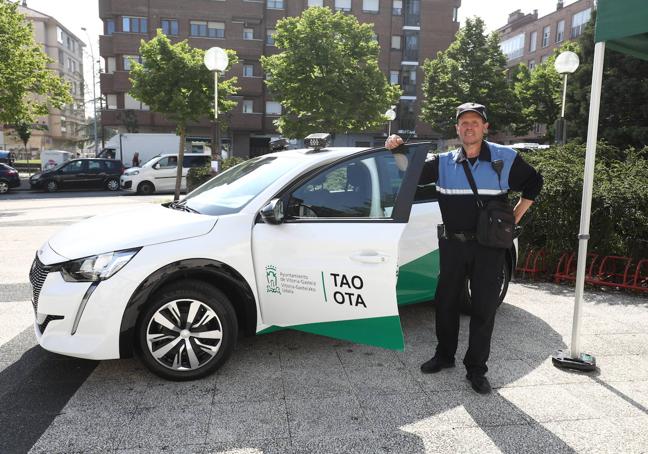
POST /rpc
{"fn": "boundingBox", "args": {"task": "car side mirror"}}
[260,198,285,225]
[153,163,160,169]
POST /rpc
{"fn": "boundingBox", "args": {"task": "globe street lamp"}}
[554,51,580,145]
[204,47,229,160]
[81,27,98,156]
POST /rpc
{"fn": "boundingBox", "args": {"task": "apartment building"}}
[498,0,594,70]
[495,0,594,143]
[2,3,86,154]
[98,0,460,157]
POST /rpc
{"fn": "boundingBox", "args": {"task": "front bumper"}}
[120,176,136,191]
[31,262,140,360]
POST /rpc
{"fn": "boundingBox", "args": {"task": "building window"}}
[541,54,549,63]
[266,29,276,45]
[393,0,402,16]
[161,19,178,36]
[335,0,351,12]
[267,0,284,9]
[122,16,148,34]
[308,0,323,6]
[106,19,115,35]
[242,100,254,113]
[106,56,116,74]
[57,26,64,43]
[391,35,401,50]
[390,70,399,84]
[363,0,379,13]
[556,20,565,43]
[243,27,254,39]
[529,31,537,52]
[266,101,282,115]
[122,55,140,71]
[403,30,419,61]
[243,64,254,77]
[500,33,525,61]
[106,94,118,110]
[452,7,458,22]
[542,25,550,48]
[528,59,536,70]
[401,65,417,96]
[571,8,591,38]
[190,21,224,38]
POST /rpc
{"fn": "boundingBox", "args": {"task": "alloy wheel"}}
[146,298,223,371]
[0,181,8,194]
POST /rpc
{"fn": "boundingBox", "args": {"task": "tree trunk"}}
[174,125,185,201]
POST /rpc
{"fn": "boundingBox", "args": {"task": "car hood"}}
[48,204,218,260]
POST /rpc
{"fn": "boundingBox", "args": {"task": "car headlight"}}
[126,170,139,176]
[59,248,140,282]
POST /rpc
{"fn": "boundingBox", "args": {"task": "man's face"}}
[455,112,488,147]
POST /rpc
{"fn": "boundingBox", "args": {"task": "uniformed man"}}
[386,102,543,394]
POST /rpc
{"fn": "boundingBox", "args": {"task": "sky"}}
[19,0,581,117]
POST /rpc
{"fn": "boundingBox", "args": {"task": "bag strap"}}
[461,160,485,209]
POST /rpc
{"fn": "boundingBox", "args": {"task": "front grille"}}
[29,256,50,313]
[122,180,132,189]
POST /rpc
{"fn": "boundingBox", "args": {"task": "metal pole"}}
[561,73,568,118]
[214,71,219,120]
[81,28,98,156]
[570,41,605,358]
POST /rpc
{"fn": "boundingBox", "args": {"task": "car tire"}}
[137,280,238,381]
[106,178,120,191]
[46,180,58,192]
[0,179,9,194]
[460,257,511,315]
[137,181,155,195]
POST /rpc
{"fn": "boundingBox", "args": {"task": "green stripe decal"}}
[396,249,440,306]
[258,315,404,350]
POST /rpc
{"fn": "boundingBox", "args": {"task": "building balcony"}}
[238,77,264,96]
[100,71,132,93]
[229,112,263,131]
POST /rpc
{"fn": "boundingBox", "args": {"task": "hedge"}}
[519,142,648,262]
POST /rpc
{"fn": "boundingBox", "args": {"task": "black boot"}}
[420,355,455,374]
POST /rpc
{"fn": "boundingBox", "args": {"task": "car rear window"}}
[105,161,122,171]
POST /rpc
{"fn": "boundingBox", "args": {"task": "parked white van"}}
[120,153,211,194]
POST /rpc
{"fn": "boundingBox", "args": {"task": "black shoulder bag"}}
[461,160,515,249]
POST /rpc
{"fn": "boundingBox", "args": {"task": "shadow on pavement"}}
[0,327,97,454]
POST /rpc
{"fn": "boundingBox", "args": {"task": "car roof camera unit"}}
[304,133,331,153]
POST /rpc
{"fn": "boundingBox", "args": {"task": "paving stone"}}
[346,364,423,397]
[286,395,371,441]
[282,364,353,400]
[205,400,289,444]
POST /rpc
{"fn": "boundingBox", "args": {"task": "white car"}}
[120,153,211,194]
[30,137,516,380]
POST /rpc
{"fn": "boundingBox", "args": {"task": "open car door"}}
[252,144,428,350]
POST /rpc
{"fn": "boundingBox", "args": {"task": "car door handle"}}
[350,253,387,264]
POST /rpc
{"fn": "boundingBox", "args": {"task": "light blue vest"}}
[436,141,518,197]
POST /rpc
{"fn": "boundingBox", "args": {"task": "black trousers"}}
[434,237,505,376]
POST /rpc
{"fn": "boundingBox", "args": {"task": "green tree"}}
[514,42,579,141]
[0,0,72,126]
[261,7,401,138]
[129,30,239,200]
[566,10,648,148]
[420,17,523,138]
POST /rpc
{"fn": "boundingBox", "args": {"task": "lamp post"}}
[553,51,580,145]
[81,27,98,156]
[203,47,229,161]
[385,105,397,136]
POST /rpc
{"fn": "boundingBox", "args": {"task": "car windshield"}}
[182,155,301,216]
[141,155,161,167]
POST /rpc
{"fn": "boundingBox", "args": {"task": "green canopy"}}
[595,0,648,60]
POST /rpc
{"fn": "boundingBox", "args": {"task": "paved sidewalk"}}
[5,281,643,453]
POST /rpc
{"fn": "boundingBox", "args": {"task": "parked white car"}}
[30,138,516,380]
[120,153,211,194]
